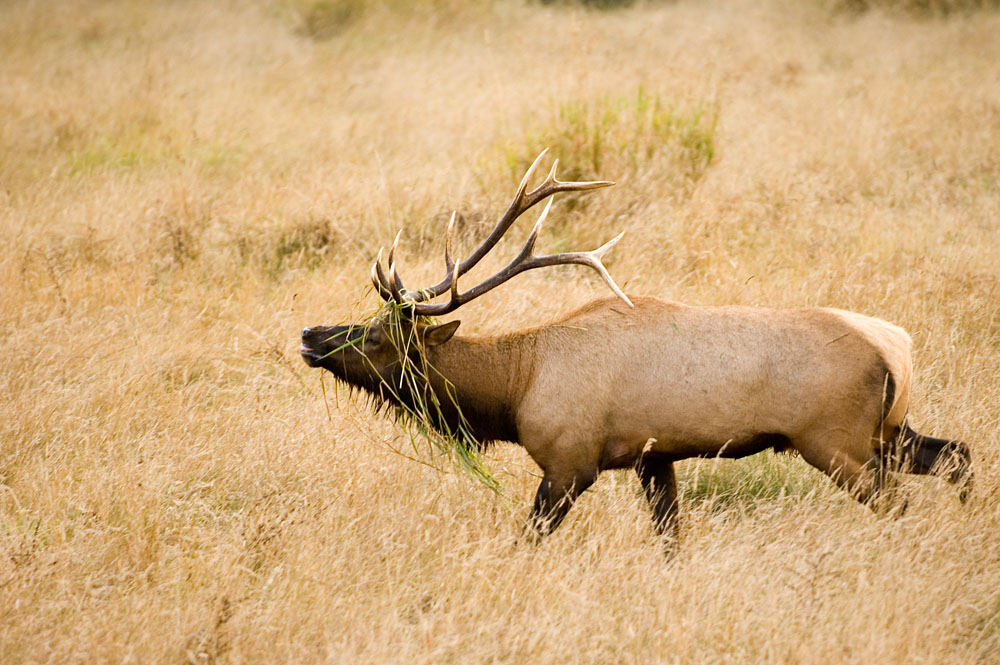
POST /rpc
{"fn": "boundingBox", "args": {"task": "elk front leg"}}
[636,454,679,556]
[524,470,597,543]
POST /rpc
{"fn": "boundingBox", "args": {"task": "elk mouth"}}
[300,326,337,367]
[300,339,331,367]
[300,325,356,367]
[300,343,322,367]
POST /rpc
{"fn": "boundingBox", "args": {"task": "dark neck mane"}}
[330,332,530,446]
[405,334,528,446]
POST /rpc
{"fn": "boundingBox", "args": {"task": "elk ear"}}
[422,320,460,346]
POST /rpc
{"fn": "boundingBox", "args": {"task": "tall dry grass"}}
[1,1,999,663]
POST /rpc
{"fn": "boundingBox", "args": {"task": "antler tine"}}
[547,158,559,181]
[444,211,457,274]
[522,152,616,201]
[371,247,393,300]
[515,148,550,205]
[388,261,405,302]
[413,149,549,300]
[449,257,461,304]
[411,196,632,316]
[528,157,615,200]
[520,196,554,259]
[373,150,623,313]
[387,230,402,269]
[408,150,613,303]
[370,261,387,298]
[387,230,409,295]
[419,197,551,316]
[371,234,414,305]
[571,232,633,308]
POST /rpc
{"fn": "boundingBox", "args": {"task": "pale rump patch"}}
[822,308,913,428]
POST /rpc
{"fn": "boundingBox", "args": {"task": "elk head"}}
[300,316,461,401]
[299,150,632,421]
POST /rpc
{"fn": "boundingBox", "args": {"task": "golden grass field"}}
[2,0,999,662]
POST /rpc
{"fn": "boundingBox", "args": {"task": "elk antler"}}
[371,149,633,316]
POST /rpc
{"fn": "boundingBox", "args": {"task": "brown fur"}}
[301,295,971,551]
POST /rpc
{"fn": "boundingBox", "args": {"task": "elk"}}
[300,151,973,551]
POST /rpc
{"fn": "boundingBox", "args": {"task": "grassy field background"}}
[2,1,999,663]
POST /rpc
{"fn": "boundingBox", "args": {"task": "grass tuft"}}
[503,88,717,186]
[679,452,831,514]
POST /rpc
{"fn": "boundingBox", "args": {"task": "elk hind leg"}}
[635,454,679,557]
[796,429,889,511]
[888,424,973,503]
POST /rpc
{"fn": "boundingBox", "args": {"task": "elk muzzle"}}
[300,325,356,368]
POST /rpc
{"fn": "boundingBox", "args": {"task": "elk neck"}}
[423,332,534,446]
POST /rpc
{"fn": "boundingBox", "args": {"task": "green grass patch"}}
[679,451,831,513]
[501,88,717,186]
[64,109,246,176]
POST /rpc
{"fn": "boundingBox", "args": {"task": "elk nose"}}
[301,327,312,339]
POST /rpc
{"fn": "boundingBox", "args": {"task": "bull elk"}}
[300,151,973,551]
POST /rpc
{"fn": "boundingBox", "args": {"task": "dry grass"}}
[2,0,999,663]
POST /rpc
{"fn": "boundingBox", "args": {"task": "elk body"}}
[300,152,972,550]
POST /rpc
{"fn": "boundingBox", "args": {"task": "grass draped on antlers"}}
[326,299,500,492]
